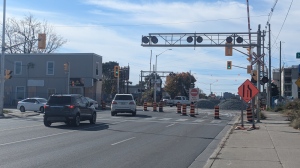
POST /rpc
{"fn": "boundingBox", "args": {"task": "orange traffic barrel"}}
[182,104,187,116]
[247,106,253,122]
[153,102,157,112]
[177,102,181,113]
[190,103,195,117]
[159,101,163,112]
[101,101,106,110]
[143,102,148,111]
[214,106,220,119]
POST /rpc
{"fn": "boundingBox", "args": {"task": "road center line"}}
[111,137,136,146]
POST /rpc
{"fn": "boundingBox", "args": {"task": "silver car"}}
[17,98,48,113]
[111,94,136,116]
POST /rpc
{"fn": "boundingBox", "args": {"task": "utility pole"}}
[268,24,272,108]
[279,41,282,102]
[0,0,6,116]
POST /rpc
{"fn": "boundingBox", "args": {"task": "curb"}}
[202,115,241,168]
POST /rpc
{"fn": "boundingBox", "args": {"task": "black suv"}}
[44,94,97,127]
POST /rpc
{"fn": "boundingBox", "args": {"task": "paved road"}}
[0,107,239,168]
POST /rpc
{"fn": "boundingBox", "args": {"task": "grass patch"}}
[282,99,300,129]
[3,110,12,114]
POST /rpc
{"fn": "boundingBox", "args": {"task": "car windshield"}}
[48,96,71,105]
[114,95,133,100]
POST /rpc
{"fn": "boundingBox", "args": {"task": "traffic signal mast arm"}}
[2,33,46,51]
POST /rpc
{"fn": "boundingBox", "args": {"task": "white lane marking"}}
[193,119,204,123]
[0,124,43,132]
[175,119,188,122]
[159,118,172,121]
[210,120,222,124]
[111,137,136,146]
[143,117,157,120]
[111,121,127,124]
[0,130,77,146]
[166,123,176,127]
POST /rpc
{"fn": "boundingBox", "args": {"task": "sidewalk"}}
[204,111,300,168]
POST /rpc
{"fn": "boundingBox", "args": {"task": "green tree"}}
[1,14,67,53]
[164,72,197,98]
[102,61,119,95]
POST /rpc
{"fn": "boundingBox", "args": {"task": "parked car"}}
[167,96,190,107]
[44,94,97,127]
[85,97,99,109]
[17,97,48,113]
[162,96,171,103]
[111,94,136,116]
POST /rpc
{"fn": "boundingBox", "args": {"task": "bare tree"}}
[1,14,67,53]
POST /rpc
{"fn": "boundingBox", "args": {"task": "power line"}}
[272,0,294,48]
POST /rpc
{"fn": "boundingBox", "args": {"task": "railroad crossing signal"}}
[114,66,120,77]
[227,61,232,70]
[238,79,259,103]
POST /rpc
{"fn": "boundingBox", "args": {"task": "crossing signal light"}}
[5,69,12,79]
[227,61,232,70]
[225,42,232,56]
[38,33,46,49]
[251,70,258,82]
[64,63,68,71]
[114,66,120,77]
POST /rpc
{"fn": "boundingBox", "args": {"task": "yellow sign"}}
[295,78,300,87]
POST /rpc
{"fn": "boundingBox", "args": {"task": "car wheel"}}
[20,106,25,112]
[132,111,136,116]
[111,111,115,116]
[40,106,45,113]
[44,117,51,127]
[90,112,96,124]
[73,115,80,127]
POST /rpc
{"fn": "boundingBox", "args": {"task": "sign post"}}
[238,79,259,129]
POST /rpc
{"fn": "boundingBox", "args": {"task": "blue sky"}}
[1,0,298,96]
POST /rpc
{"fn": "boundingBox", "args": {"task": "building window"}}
[16,86,25,100]
[96,62,99,76]
[14,61,22,75]
[47,88,56,98]
[47,61,54,75]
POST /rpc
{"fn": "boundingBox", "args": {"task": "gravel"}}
[196,98,247,110]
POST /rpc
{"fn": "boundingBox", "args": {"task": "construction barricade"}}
[190,103,195,117]
[247,106,253,122]
[153,102,157,112]
[177,102,181,113]
[181,104,187,116]
[214,106,220,119]
[159,101,163,112]
[143,102,148,111]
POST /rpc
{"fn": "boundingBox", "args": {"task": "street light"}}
[209,80,218,96]
[154,49,172,103]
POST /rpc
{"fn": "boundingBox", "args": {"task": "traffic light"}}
[64,63,68,71]
[38,33,46,49]
[190,83,195,88]
[246,47,252,62]
[5,69,12,79]
[251,70,258,82]
[225,42,232,56]
[227,61,232,70]
[114,66,120,77]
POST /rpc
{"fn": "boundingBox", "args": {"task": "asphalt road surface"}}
[0,107,239,168]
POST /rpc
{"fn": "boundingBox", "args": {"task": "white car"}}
[85,97,99,109]
[111,94,136,116]
[17,98,48,113]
